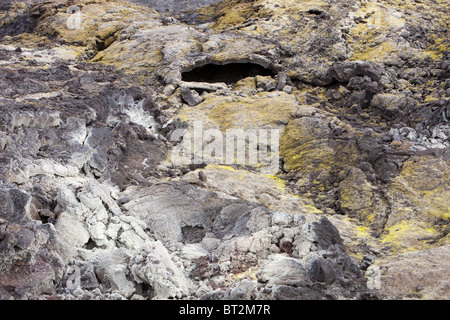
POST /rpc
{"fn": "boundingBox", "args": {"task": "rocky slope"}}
[0,0,448,300]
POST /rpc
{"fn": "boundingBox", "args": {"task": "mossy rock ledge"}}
[0,0,448,300]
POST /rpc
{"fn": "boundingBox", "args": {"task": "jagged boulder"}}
[0,0,448,301]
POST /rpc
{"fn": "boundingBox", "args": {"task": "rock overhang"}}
[1,0,449,301]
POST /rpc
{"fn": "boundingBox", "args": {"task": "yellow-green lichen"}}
[180,92,298,132]
[381,220,440,253]
[393,156,450,221]
[280,117,335,173]
[348,1,448,62]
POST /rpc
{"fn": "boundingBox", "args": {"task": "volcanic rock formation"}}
[0,0,448,300]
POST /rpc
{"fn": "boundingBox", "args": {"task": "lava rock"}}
[307,216,344,250]
[307,256,336,284]
[180,87,204,106]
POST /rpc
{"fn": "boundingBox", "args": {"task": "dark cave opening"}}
[308,9,323,15]
[83,238,97,250]
[182,226,206,244]
[181,62,276,85]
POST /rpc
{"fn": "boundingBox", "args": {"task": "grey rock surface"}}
[0,0,448,301]
[130,0,222,12]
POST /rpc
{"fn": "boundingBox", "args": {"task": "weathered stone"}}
[0,0,448,301]
[280,116,335,173]
[55,211,90,248]
[180,81,228,92]
[305,216,344,250]
[129,241,190,299]
[312,61,383,86]
[307,256,336,284]
[370,93,410,120]
[189,254,220,280]
[338,167,389,231]
[255,75,277,91]
[180,87,204,106]
[271,285,324,300]
[95,249,135,298]
[0,187,32,224]
[199,279,257,300]
[256,254,312,287]
[0,187,74,297]
[374,245,450,299]
[276,72,287,91]
[130,0,222,12]
[383,154,450,253]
